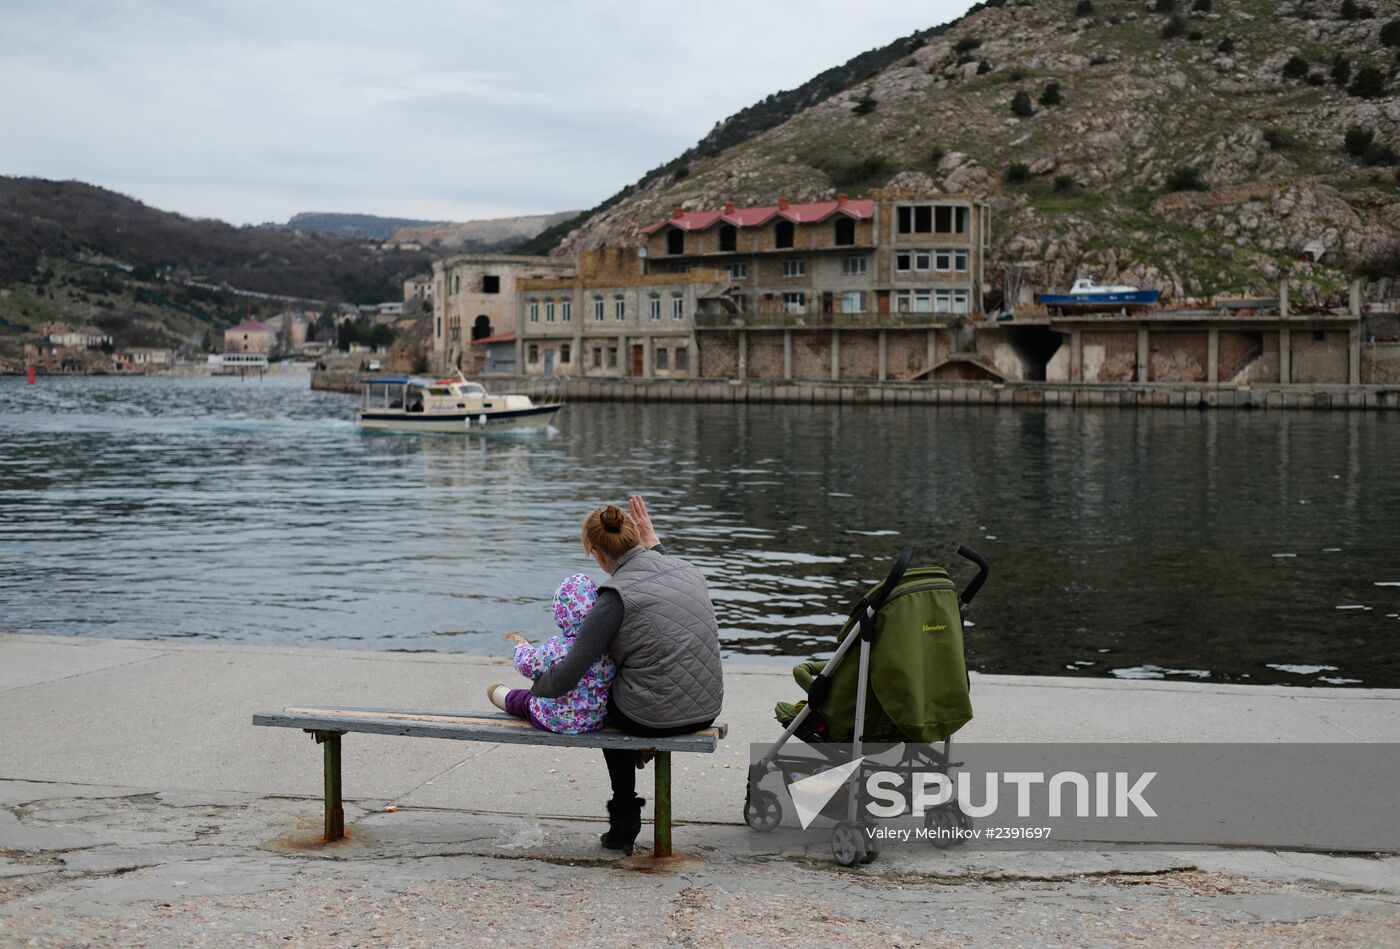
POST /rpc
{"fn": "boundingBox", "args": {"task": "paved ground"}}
[2,633,1399,946]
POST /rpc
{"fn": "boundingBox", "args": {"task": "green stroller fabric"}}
[774,565,973,742]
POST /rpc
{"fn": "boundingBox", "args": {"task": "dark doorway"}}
[471,315,492,340]
[1008,326,1063,382]
[719,224,737,252]
[774,220,794,249]
[822,292,834,315]
[834,217,855,246]
[667,229,684,255]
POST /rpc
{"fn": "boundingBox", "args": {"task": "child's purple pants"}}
[504,689,548,731]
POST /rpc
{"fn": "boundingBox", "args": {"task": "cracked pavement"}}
[2,779,1399,947]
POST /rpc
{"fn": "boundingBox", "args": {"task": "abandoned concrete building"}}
[515,249,729,379]
[431,254,574,374]
[637,190,994,381]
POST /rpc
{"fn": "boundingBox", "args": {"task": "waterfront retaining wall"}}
[312,369,1399,410]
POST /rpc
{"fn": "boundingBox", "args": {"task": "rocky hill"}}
[388,211,581,252]
[551,0,1400,305]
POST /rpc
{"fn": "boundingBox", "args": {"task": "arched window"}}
[472,315,492,340]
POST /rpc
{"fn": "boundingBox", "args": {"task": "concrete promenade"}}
[3,633,1399,946]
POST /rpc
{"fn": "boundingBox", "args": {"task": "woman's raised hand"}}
[504,631,529,646]
[629,495,661,549]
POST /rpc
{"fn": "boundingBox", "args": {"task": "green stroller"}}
[744,545,989,866]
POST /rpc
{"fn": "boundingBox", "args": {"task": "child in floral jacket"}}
[487,573,616,734]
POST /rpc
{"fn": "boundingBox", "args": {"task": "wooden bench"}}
[252,706,728,860]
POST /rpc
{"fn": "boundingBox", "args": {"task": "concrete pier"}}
[3,633,1399,944]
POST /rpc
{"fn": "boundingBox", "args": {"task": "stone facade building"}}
[223,320,279,354]
[515,248,729,379]
[638,190,992,382]
[431,254,574,373]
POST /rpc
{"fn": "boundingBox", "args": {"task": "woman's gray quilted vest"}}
[602,545,724,729]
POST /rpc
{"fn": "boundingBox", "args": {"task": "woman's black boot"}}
[599,795,645,855]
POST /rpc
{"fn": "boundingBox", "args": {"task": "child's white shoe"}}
[487,683,510,712]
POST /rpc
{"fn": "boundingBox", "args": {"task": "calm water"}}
[2,374,1397,687]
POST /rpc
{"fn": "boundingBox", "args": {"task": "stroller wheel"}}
[744,789,783,833]
[925,805,971,849]
[831,822,865,867]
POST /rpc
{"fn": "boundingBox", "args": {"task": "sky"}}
[0,1,977,226]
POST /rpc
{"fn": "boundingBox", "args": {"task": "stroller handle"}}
[956,544,990,606]
[848,546,914,629]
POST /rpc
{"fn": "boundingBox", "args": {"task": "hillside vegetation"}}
[546,0,1400,305]
[0,178,434,350]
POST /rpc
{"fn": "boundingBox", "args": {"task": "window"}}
[607,346,619,368]
[648,293,661,321]
[561,299,571,322]
[667,229,684,255]
[840,290,864,313]
[842,255,867,275]
[482,275,500,294]
[954,207,968,234]
[916,206,933,233]
[897,206,912,234]
[774,220,794,249]
[593,295,604,321]
[935,249,969,272]
[719,224,737,252]
[782,291,806,314]
[528,300,539,323]
[545,300,555,323]
[614,295,625,321]
[782,258,806,277]
[560,343,571,363]
[934,289,951,313]
[527,344,539,364]
[672,263,692,273]
[728,261,748,279]
[935,206,953,233]
[894,290,932,313]
[452,274,460,293]
[732,293,748,313]
[834,217,856,246]
[671,292,684,320]
[592,346,603,368]
[674,346,689,370]
[896,252,912,273]
[952,289,970,314]
[915,251,932,272]
[435,317,442,338]
[655,347,669,370]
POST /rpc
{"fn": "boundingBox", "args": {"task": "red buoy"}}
[27,366,36,385]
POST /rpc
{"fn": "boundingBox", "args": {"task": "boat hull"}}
[1039,289,1160,309]
[360,404,561,433]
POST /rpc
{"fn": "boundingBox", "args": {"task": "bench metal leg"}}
[653,751,672,858]
[314,730,345,841]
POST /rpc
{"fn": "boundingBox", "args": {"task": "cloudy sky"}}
[1,1,976,226]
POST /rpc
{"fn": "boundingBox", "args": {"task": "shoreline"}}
[311,370,1400,409]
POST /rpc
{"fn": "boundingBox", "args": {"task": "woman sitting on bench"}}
[529,496,724,855]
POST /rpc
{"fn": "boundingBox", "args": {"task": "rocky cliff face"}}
[390,211,580,252]
[556,0,1400,306]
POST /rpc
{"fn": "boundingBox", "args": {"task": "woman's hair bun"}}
[600,505,625,531]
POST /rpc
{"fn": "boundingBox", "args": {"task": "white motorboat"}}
[358,374,562,433]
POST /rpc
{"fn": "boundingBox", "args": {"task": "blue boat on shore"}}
[1040,277,1160,311]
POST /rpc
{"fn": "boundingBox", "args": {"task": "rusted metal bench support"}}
[653,751,672,858]
[310,729,345,841]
